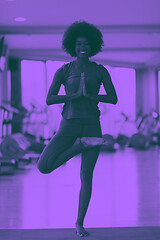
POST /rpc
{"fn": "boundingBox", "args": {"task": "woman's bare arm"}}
[46,67,83,105]
[83,66,118,104]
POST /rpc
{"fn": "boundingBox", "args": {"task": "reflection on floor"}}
[1,227,160,240]
[0,147,160,229]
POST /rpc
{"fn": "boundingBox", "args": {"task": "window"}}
[99,66,136,137]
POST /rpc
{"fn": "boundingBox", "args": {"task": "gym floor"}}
[0,147,160,239]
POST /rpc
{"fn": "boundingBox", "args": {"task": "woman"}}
[37,21,118,237]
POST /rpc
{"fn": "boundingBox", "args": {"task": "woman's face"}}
[75,36,91,59]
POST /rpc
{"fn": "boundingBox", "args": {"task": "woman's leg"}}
[37,134,84,174]
[76,146,101,235]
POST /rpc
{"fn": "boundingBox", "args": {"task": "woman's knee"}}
[38,166,52,174]
[37,159,52,174]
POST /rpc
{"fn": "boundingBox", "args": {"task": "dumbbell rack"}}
[0,104,18,174]
[0,104,19,139]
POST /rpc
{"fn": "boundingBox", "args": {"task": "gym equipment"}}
[0,103,19,138]
[129,133,149,149]
[0,133,45,166]
[101,134,116,152]
[0,133,32,168]
[0,135,25,159]
[114,112,135,148]
[129,111,159,149]
[0,158,18,175]
[22,102,47,139]
[116,134,130,147]
[0,103,45,172]
[149,113,160,146]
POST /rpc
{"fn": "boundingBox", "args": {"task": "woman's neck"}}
[76,57,90,66]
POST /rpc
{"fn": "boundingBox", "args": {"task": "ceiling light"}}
[14,17,26,22]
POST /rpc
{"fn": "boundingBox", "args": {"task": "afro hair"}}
[62,21,104,57]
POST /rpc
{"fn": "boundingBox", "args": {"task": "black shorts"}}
[57,118,102,137]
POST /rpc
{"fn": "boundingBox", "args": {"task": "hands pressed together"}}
[46,72,97,105]
[69,72,90,100]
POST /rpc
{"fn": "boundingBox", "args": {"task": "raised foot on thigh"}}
[81,137,104,148]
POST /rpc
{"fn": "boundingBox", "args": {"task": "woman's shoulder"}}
[62,61,74,67]
[90,61,109,73]
[61,61,75,74]
[90,61,105,69]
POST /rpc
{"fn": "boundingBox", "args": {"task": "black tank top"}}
[60,61,105,119]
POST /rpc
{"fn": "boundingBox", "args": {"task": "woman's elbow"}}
[46,95,57,105]
[113,96,118,105]
[46,96,51,105]
[46,99,49,105]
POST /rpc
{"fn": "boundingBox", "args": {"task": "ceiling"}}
[0,0,160,69]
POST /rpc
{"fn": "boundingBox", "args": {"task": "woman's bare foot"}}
[81,137,105,148]
[75,223,89,237]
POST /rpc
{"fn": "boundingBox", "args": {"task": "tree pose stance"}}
[37,21,118,237]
